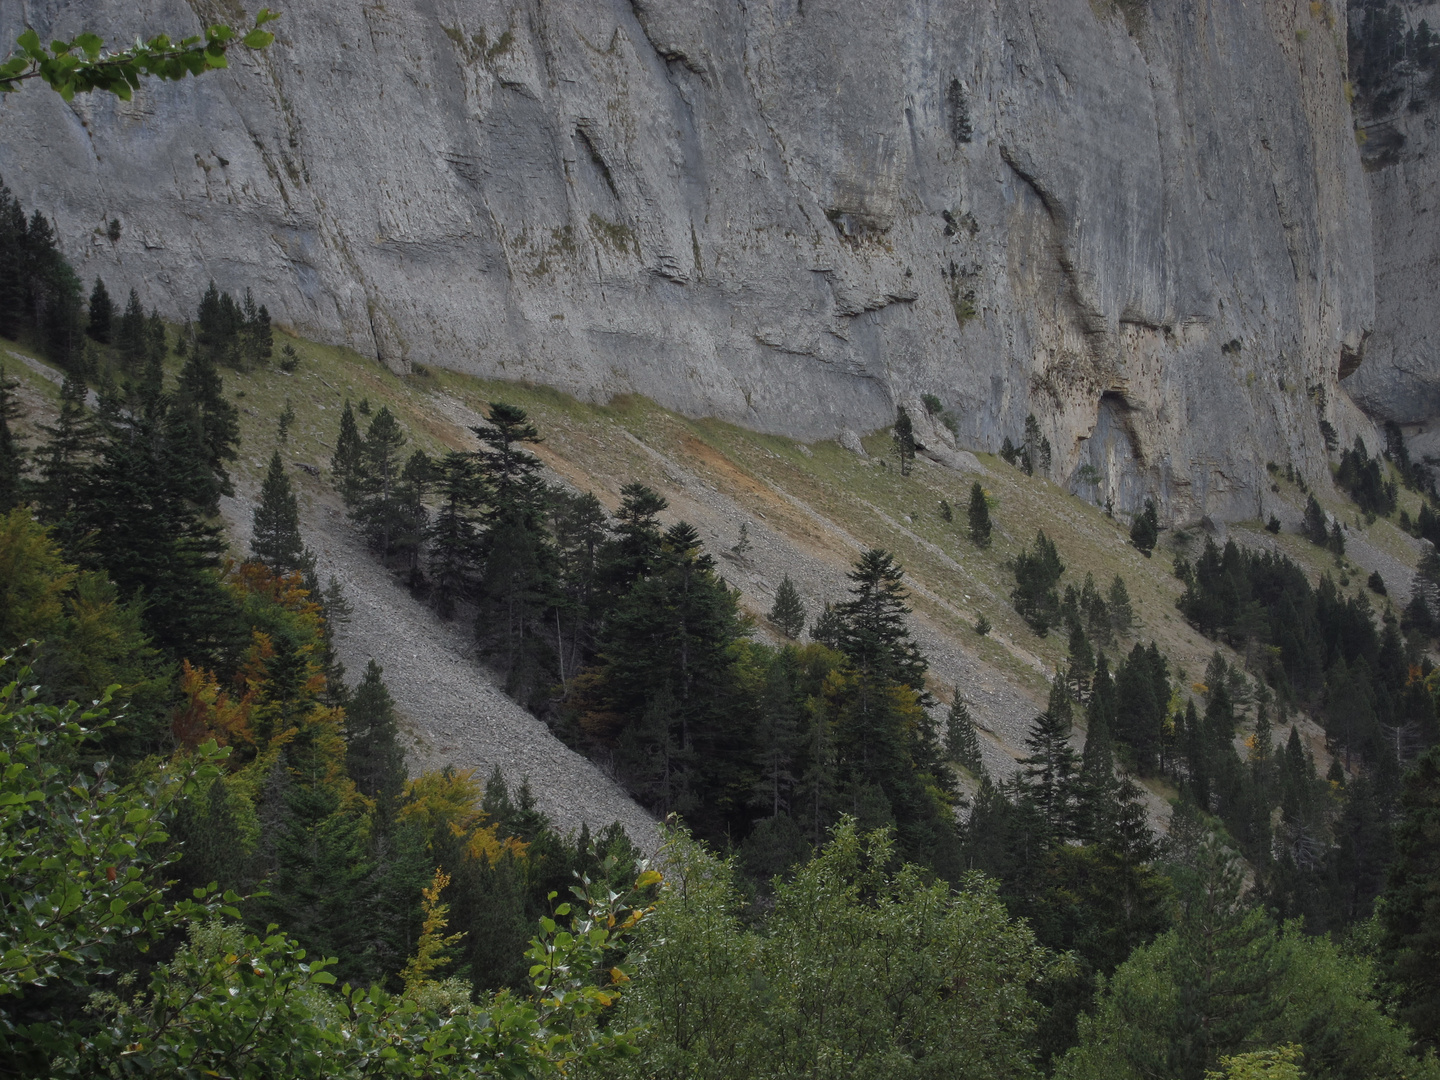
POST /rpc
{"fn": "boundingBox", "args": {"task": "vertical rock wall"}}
[0,0,1374,522]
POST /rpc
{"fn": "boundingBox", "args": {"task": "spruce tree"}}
[346,659,408,809]
[1108,574,1134,638]
[967,481,992,548]
[427,450,483,618]
[1020,681,1081,840]
[331,399,364,507]
[174,335,240,504]
[1129,498,1159,556]
[0,366,24,512]
[810,602,844,651]
[1012,529,1065,635]
[945,692,984,775]
[250,450,311,575]
[551,488,610,676]
[352,406,407,557]
[1068,621,1094,699]
[768,574,806,639]
[32,370,96,547]
[893,406,915,476]
[1302,493,1329,546]
[86,277,114,343]
[836,548,928,693]
[116,288,146,367]
[394,449,432,586]
[1078,653,1117,839]
[1022,413,1042,476]
[1380,743,1440,1049]
[600,481,667,597]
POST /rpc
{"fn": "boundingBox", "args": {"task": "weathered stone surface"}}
[0,0,1374,522]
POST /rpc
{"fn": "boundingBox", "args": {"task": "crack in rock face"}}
[0,0,1379,524]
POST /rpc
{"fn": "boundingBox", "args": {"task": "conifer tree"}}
[427,450,483,618]
[0,366,24,512]
[893,406,915,476]
[472,404,555,700]
[1080,572,1111,645]
[1108,574,1134,638]
[251,450,311,575]
[1068,621,1095,699]
[768,575,806,639]
[1021,681,1081,841]
[1302,493,1329,546]
[346,659,408,810]
[836,548,928,693]
[1022,413,1043,476]
[751,648,804,817]
[352,406,408,557]
[945,693,984,775]
[32,370,96,547]
[1129,498,1159,556]
[601,481,668,598]
[86,277,114,343]
[967,481,992,548]
[551,489,610,674]
[174,334,240,505]
[1381,743,1440,1048]
[394,449,432,587]
[331,399,364,507]
[1012,529,1065,635]
[810,602,844,651]
[116,287,146,367]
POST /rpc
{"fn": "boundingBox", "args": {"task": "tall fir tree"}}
[1381,743,1440,1049]
[0,366,24,512]
[1012,529,1065,635]
[1020,681,1081,841]
[32,370,97,549]
[331,398,365,507]
[967,481,992,548]
[768,574,806,639]
[251,450,311,575]
[351,406,408,557]
[945,692,985,775]
[345,659,408,811]
[1108,574,1134,638]
[835,549,928,693]
[427,450,484,618]
[174,330,240,506]
[86,277,114,344]
[1129,498,1159,556]
[893,406,916,476]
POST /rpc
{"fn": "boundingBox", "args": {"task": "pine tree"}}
[1381,743,1440,1049]
[1129,498,1159,556]
[1020,682,1081,841]
[967,481,992,548]
[1068,621,1094,699]
[945,693,984,775]
[1108,574,1134,638]
[893,406,915,476]
[751,648,804,816]
[1081,572,1111,645]
[1302,493,1329,546]
[1012,529,1065,635]
[768,575,806,639]
[331,399,364,507]
[116,288,146,367]
[551,488,610,677]
[174,335,240,505]
[32,370,96,547]
[251,450,312,575]
[836,549,928,693]
[346,659,408,810]
[86,277,114,343]
[1023,413,1042,476]
[427,451,484,618]
[600,481,668,600]
[810,602,844,651]
[352,406,408,557]
[0,366,24,512]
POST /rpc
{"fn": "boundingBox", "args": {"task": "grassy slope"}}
[7,325,1416,794]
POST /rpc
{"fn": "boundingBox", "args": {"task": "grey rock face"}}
[1342,1,1440,452]
[0,0,1373,522]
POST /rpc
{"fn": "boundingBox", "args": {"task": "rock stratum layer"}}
[0,0,1375,522]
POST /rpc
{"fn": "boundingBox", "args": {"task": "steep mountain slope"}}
[13,321,1413,840]
[0,0,1374,524]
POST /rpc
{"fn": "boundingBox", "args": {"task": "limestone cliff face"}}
[0,0,1373,522]
[1340,2,1440,455]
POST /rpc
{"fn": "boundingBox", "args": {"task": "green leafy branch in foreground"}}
[0,10,279,101]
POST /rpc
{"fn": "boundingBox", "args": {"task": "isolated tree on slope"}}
[251,450,311,575]
[968,481,992,548]
[893,406,916,476]
[769,575,806,639]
